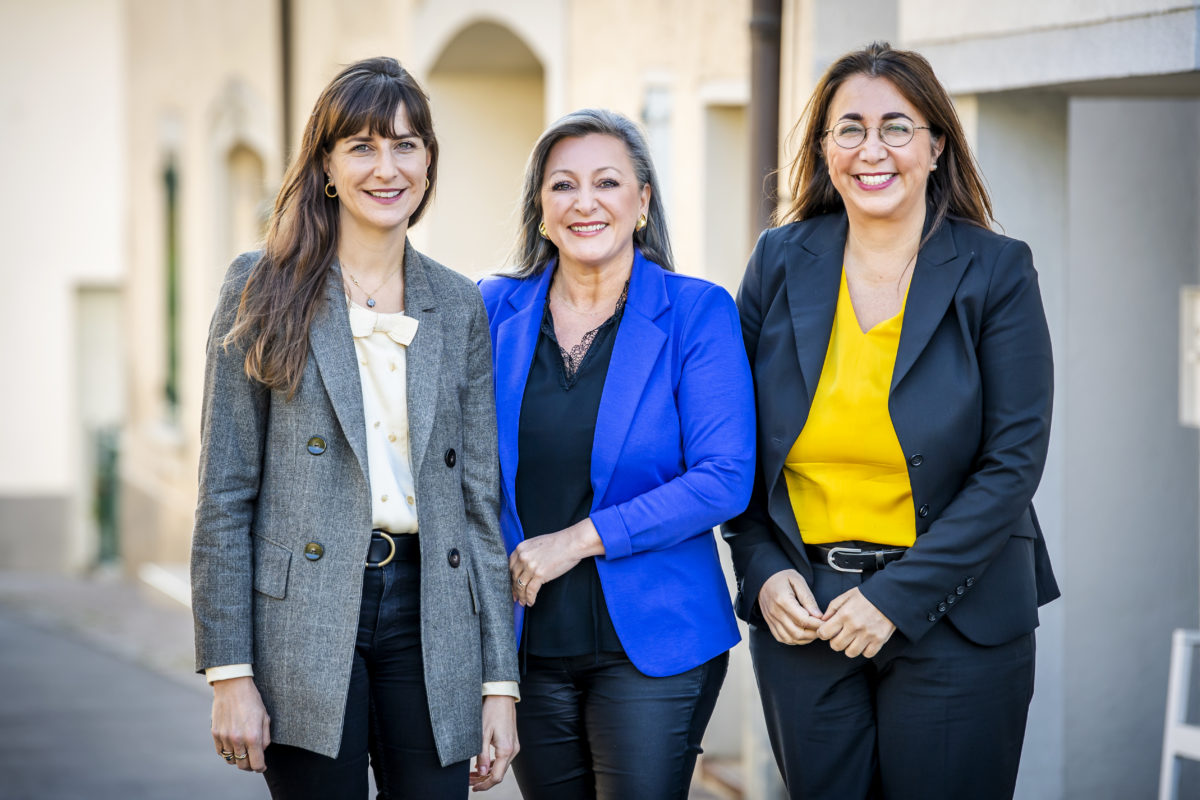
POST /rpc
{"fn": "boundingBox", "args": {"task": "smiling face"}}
[823,74,944,229]
[323,104,430,241]
[540,133,651,275]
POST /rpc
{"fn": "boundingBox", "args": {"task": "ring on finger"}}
[516,578,525,588]
[235,752,248,760]
[223,754,235,763]
[220,749,234,757]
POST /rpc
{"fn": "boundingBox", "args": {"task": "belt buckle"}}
[826,546,863,573]
[366,532,397,568]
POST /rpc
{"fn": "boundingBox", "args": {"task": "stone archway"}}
[423,21,545,277]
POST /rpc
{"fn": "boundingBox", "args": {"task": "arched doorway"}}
[424,21,545,277]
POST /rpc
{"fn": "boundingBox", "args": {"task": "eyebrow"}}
[546,165,623,177]
[345,130,418,143]
[837,111,914,122]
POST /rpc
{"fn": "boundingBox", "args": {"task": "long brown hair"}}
[226,57,438,396]
[776,42,992,239]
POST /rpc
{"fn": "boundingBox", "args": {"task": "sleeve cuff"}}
[482,681,520,701]
[590,506,632,559]
[206,663,254,684]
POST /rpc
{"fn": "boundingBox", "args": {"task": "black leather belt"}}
[805,542,907,574]
[366,531,418,567]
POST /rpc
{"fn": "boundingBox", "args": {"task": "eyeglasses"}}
[825,119,931,149]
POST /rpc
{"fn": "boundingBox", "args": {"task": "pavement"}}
[0,568,725,800]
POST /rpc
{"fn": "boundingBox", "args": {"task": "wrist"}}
[571,519,604,558]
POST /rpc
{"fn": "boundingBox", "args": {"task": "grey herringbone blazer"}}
[190,241,518,763]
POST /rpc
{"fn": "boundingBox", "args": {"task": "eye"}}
[350,143,371,153]
[396,139,418,152]
[835,122,865,137]
[597,178,620,189]
[550,180,573,191]
[882,122,912,136]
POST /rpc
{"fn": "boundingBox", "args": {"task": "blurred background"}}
[3,0,1200,797]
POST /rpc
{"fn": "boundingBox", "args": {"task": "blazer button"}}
[918,504,930,518]
[956,585,966,596]
[965,577,976,588]
[909,453,924,467]
[444,448,457,468]
[937,602,948,613]
[307,436,326,455]
[303,542,324,561]
[927,613,938,622]
[447,548,461,568]
[946,594,957,605]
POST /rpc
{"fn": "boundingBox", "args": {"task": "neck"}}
[553,252,634,312]
[337,220,408,282]
[844,207,925,282]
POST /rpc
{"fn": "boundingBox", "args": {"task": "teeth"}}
[571,223,606,232]
[368,190,400,198]
[856,174,893,186]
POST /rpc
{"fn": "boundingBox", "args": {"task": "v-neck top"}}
[514,288,625,657]
[783,267,916,547]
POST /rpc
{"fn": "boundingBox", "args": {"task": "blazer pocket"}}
[466,570,480,615]
[252,534,292,599]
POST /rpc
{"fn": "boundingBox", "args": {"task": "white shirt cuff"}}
[206,663,254,684]
[482,681,520,701]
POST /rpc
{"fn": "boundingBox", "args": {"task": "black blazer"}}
[723,212,1060,647]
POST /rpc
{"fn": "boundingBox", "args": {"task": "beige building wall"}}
[0,0,127,570]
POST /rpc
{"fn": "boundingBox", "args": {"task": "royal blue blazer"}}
[479,250,755,676]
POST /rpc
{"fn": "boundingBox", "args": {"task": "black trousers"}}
[263,542,469,799]
[512,649,728,800]
[750,563,1035,800]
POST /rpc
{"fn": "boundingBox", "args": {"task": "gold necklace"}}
[343,263,402,308]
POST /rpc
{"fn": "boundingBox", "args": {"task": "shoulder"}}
[223,250,264,291]
[410,248,480,302]
[945,217,1037,283]
[659,268,734,314]
[477,273,525,313]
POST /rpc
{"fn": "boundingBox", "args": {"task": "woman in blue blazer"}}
[723,44,1059,799]
[478,109,755,799]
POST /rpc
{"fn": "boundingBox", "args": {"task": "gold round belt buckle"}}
[368,532,397,568]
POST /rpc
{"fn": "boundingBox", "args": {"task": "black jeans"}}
[750,563,1035,800]
[512,649,729,800]
[263,544,469,799]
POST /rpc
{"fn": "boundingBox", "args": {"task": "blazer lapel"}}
[401,241,443,486]
[591,251,669,504]
[891,219,971,390]
[494,267,552,534]
[309,265,370,481]
[785,214,845,405]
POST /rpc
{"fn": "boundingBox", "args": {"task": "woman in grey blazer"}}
[190,57,519,798]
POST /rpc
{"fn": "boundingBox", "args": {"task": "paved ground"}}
[0,569,724,799]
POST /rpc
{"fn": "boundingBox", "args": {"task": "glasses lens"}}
[880,121,915,146]
[833,122,866,148]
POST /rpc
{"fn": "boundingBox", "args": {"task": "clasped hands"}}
[757,569,896,659]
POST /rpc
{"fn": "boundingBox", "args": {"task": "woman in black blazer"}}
[723,42,1059,799]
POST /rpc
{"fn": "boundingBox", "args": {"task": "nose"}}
[374,148,399,178]
[573,185,598,212]
[859,128,889,162]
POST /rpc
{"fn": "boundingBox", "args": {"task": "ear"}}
[322,152,331,179]
[931,134,946,164]
[639,182,652,217]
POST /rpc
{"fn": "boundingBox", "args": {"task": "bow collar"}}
[347,300,419,346]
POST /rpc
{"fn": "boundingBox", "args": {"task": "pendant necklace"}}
[344,262,402,308]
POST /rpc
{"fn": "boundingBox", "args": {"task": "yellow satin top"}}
[783,268,916,547]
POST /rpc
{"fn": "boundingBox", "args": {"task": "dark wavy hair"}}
[777,41,993,240]
[226,57,438,396]
[509,108,674,276]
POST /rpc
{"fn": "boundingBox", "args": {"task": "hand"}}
[469,696,519,791]
[211,676,271,773]
[757,569,824,645]
[817,587,896,658]
[510,519,604,607]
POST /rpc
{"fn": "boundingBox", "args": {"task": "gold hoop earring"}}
[538,221,549,239]
[325,181,338,199]
[425,177,430,190]
[636,214,648,232]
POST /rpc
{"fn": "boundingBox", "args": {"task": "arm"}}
[721,231,805,624]
[190,253,271,770]
[587,284,757,557]
[856,239,1054,643]
[459,290,520,684]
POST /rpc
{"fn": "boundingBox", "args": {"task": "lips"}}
[854,173,895,188]
[568,222,607,233]
[367,189,401,198]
